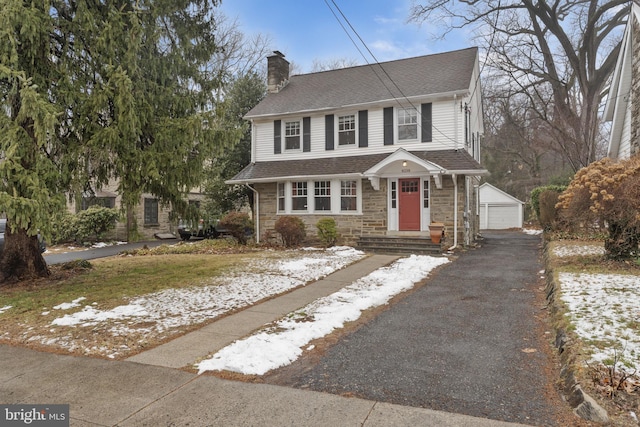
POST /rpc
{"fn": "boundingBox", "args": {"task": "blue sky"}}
[219,0,473,73]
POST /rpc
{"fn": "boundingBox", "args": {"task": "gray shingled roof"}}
[246,47,478,118]
[228,150,487,183]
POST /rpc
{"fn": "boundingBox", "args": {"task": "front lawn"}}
[546,237,640,425]
[0,240,365,359]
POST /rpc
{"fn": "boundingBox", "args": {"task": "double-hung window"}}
[277,183,286,212]
[338,114,356,146]
[291,182,307,211]
[314,181,331,211]
[340,180,357,211]
[398,108,418,141]
[285,121,301,150]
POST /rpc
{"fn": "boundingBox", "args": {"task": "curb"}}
[542,239,609,424]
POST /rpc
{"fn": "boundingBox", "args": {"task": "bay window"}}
[277,180,360,214]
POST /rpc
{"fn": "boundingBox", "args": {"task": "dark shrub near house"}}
[275,216,306,247]
[218,211,253,245]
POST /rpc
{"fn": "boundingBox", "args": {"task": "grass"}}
[0,240,256,329]
[546,233,640,425]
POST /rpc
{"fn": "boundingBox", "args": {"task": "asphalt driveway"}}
[264,231,564,426]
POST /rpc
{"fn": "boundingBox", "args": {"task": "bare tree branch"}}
[410,0,628,170]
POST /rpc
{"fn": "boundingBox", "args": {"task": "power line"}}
[324,0,460,145]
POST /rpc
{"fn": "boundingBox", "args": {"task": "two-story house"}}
[604,0,640,160]
[228,48,488,249]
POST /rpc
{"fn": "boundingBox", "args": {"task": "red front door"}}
[399,178,420,231]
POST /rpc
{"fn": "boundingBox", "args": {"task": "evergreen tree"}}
[0,0,235,283]
[203,72,266,216]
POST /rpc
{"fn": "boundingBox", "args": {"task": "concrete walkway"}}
[126,254,400,369]
[1,254,530,426]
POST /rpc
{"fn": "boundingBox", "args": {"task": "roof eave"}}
[226,172,363,185]
[244,89,471,120]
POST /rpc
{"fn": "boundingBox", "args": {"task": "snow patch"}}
[197,255,450,375]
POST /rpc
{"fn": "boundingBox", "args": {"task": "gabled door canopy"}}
[363,148,444,190]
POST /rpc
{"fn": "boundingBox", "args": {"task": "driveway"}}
[43,239,174,265]
[264,231,566,426]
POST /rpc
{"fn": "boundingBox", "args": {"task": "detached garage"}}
[479,183,524,230]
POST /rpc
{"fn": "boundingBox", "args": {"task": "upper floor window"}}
[338,114,356,146]
[285,121,301,150]
[398,108,418,141]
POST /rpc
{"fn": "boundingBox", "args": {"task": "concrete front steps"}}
[356,235,443,256]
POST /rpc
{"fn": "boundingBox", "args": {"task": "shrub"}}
[530,185,566,219]
[538,190,560,231]
[557,156,640,259]
[218,211,254,245]
[50,211,78,244]
[316,218,338,247]
[275,216,306,247]
[75,206,120,242]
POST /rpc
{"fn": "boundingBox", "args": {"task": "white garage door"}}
[481,204,521,229]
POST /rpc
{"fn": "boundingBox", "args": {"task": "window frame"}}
[277,183,286,212]
[277,180,361,215]
[397,107,418,141]
[144,198,159,225]
[284,120,301,151]
[337,114,357,146]
[291,181,308,211]
[340,180,358,212]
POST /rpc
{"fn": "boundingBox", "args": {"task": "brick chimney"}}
[267,51,290,94]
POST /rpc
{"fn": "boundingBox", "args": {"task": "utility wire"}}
[324,0,460,145]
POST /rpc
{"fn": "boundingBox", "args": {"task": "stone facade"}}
[632,18,640,157]
[255,176,478,247]
[66,179,200,241]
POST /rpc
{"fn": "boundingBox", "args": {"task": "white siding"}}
[252,99,467,163]
[479,183,524,230]
[619,99,632,159]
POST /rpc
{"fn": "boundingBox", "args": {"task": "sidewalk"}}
[1,254,530,426]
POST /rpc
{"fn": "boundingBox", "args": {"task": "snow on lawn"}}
[559,272,640,370]
[197,255,450,375]
[523,228,543,236]
[553,244,606,258]
[48,247,365,341]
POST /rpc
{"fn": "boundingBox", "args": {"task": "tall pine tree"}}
[0,0,236,283]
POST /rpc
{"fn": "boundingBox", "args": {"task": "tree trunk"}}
[0,224,49,285]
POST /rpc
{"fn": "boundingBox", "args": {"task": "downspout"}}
[245,184,259,244]
[449,174,458,250]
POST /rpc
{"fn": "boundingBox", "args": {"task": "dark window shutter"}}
[383,107,394,145]
[303,117,311,152]
[421,103,432,142]
[325,114,334,151]
[358,110,368,147]
[274,120,281,154]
